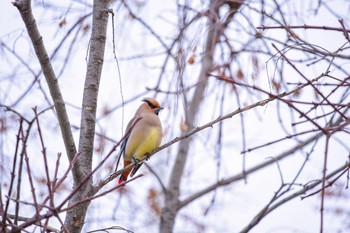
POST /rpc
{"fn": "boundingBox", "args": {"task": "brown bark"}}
[159,1,245,231]
[63,0,110,232]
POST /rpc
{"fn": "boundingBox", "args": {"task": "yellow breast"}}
[125,127,161,160]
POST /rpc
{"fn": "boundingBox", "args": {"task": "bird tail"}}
[118,160,133,184]
[115,140,127,172]
[130,162,143,177]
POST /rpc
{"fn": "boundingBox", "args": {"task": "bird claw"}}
[144,152,151,161]
[132,157,140,164]
[131,157,143,177]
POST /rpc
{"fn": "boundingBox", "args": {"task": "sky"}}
[1,0,350,232]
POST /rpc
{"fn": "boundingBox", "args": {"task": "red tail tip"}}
[118,178,127,185]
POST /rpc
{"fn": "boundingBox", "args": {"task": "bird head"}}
[142,97,163,115]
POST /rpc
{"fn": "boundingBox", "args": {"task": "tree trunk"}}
[159,4,219,232]
[63,0,110,232]
[159,1,245,231]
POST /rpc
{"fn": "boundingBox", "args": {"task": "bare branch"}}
[240,162,350,233]
[179,131,323,209]
[12,0,77,172]
[257,24,350,33]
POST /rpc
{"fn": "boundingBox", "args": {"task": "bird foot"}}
[144,152,151,161]
[132,157,140,164]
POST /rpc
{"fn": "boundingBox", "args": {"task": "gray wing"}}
[114,115,139,172]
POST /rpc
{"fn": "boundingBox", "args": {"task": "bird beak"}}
[155,106,163,115]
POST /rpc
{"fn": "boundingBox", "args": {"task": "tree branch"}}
[240,162,350,233]
[12,0,77,168]
[178,131,323,209]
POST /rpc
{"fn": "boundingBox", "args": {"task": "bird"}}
[116,97,163,184]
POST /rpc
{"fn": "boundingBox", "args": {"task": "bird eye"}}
[143,99,157,109]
